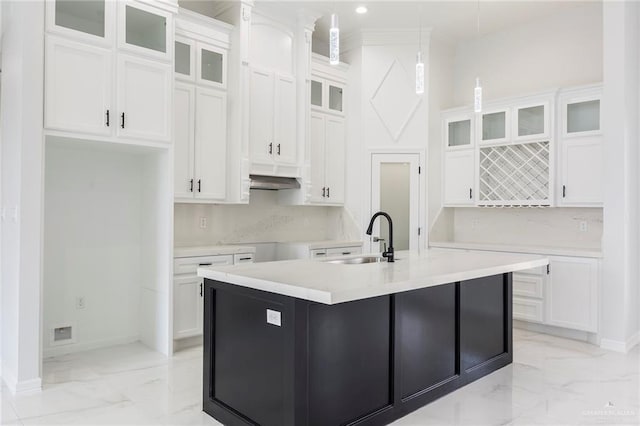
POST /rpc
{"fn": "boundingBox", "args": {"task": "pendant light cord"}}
[477,0,480,36]
[418,5,422,52]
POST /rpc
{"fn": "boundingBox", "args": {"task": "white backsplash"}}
[446,207,603,249]
[174,190,360,247]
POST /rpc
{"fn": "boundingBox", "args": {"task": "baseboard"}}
[513,320,598,344]
[173,335,202,353]
[600,332,639,353]
[43,335,140,358]
[2,368,42,395]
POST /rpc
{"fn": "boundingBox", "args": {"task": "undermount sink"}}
[325,255,385,265]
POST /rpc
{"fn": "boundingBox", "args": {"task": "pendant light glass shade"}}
[329,14,340,65]
[474,77,482,113]
[415,51,425,94]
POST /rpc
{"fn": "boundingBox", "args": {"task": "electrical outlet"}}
[579,221,588,232]
[266,309,281,326]
[76,297,86,310]
[199,217,207,229]
[471,219,480,230]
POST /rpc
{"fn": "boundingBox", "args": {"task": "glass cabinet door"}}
[328,84,344,113]
[119,2,171,60]
[311,80,323,108]
[48,0,114,43]
[198,44,225,87]
[174,39,194,80]
[447,119,472,148]
[482,111,507,142]
[517,105,546,138]
[567,99,600,134]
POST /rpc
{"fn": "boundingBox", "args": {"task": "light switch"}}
[266,309,281,327]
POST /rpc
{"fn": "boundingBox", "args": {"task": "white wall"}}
[1,1,44,394]
[174,191,357,247]
[342,30,430,250]
[452,3,603,105]
[601,0,640,351]
[43,141,158,357]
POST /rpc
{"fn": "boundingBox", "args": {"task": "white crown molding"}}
[343,28,432,53]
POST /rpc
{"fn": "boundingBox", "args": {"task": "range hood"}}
[249,174,300,190]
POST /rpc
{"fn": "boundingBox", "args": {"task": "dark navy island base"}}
[203,273,513,426]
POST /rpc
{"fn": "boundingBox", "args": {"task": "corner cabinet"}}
[173,12,231,202]
[557,85,603,207]
[44,0,175,145]
[249,69,297,171]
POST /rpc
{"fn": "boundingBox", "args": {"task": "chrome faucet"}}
[366,212,394,262]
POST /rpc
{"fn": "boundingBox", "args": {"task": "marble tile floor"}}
[1,328,638,426]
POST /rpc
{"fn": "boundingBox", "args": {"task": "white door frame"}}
[365,148,427,253]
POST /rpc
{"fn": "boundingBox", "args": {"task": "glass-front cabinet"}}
[310,77,345,115]
[444,111,474,150]
[174,38,195,80]
[565,99,601,135]
[197,43,226,88]
[118,2,172,60]
[480,109,509,144]
[47,0,115,44]
[514,101,549,140]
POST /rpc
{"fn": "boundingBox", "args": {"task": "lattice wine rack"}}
[478,141,551,206]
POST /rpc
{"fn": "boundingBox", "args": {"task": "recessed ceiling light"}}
[355,6,368,14]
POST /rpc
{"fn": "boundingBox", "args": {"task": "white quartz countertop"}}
[429,241,602,258]
[174,245,256,258]
[197,249,549,304]
[283,240,363,249]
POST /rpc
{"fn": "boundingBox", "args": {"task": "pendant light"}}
[329,13,340,65]
[473,0,482,112]
[415,8,424,94]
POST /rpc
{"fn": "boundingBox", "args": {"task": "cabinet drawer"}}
[234,253,255,264]
[326,246,362,257]
[513,274,544,298]
[513,297,544,323]
[310,249,328,259]
[174,255,233,275]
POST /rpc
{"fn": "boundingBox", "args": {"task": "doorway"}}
[369,152,422,253]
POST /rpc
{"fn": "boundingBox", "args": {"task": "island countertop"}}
[197,248,549,304]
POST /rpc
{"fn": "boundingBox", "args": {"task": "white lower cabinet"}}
[173,253,252,339]
[547,256,599,332]
[512,254,599,333]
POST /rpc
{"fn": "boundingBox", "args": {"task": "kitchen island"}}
[198,249,548,426]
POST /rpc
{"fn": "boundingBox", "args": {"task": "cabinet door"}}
[311,79,323,109]
[174,84,195,199]
[173,276,203,339]
[547,257,598,332]
[560,137,603,206]
[563,98,601,138]
[309,113,326,203]
[174,37,195,81]
[249,69,275,165]
[514,102,549,141]
[327,82,345,115]
[46,0,115,46]
[445,116,473,150]
[45,36,112,136]
[194,88,227,201]
[274,74,297,165]
[325,116,346,204]
[117,54,171,142]
[443,150,475,206]
[197,42,226,89]
[118,1,172,61]
[480,109,509,144]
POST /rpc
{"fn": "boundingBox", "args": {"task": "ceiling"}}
[181,1,600,45]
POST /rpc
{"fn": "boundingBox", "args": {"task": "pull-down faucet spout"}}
[366,212,394,262]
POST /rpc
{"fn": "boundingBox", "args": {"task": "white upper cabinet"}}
[173,11,231,203]
[193,88,227,201]
[443,150,475,206]
[46,0,115,45]
[311,77,345,116]
[557,85,603,207]
[444,110,474,151]
[273,74,297,166]
[118,1,172,61]
[514,100,550,141]
[309,113,345,205]
[117,54,171,142]
[249,68,276,165]
[44,0,175,145]
[480,108,509,145]
[45,36,112,136]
